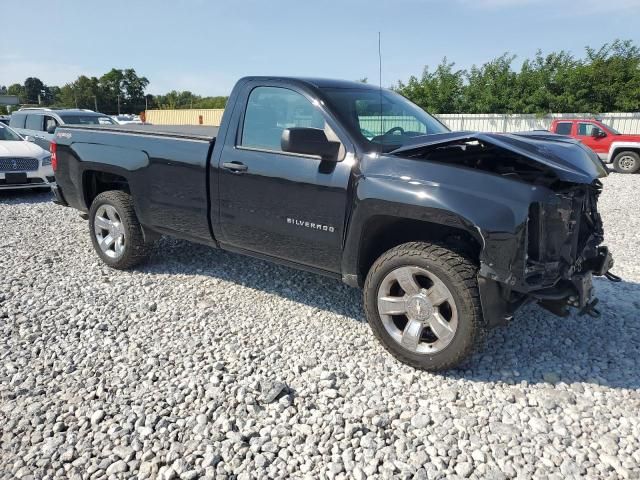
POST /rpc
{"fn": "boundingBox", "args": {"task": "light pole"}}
[93,95,98,112]
[117,94,121,115]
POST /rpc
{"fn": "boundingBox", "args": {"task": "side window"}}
[241,86,330,152]
[44,116,59,133]
[577,123,597,136]
[555,122,572,135]
[9,113,27,129]
[25,114,43,131]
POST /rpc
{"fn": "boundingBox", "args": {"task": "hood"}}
[392,131,607,184]
[0,140,48,158]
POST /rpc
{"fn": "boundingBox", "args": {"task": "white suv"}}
[9,108,117,150]
[0,123,54,190]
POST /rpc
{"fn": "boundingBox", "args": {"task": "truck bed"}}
[64,124,219,141]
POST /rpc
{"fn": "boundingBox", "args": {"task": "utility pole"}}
[93,95,98,112]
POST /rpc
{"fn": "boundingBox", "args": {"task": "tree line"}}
[395,39,640,114]
[0,68,228,115]
[2,39,639,116]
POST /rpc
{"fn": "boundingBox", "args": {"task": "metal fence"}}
[145,109,640,134]
[436,113,640,134]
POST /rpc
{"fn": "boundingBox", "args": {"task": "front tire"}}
[88,191,149,269]
[364,242,485,371]
[612,151,640,174]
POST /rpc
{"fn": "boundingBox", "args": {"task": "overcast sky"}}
[1,0,638,96]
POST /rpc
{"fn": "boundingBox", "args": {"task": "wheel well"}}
[83,170,130,208]
[358,216,481,283]
[612,147,640,160]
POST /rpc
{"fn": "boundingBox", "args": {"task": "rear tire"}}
[88,191,149,269]
[612,151,640,174]
[363,242,485,371]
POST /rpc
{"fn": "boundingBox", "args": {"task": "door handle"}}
[222,161,248,172]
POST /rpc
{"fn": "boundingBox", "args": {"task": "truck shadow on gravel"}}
[144,238,640,390]
[0,189,53,204]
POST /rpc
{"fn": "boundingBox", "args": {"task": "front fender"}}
[609,141,640,162]
[341,162,552,288]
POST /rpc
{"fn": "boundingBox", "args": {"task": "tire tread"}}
[89,190,149,270]
[363,241,485,371]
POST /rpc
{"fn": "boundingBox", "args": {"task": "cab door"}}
[216,82,353,273]
[576,122,609,155]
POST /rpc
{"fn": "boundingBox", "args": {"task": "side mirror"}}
[46,125,57,134]
[281,128,340,161]
[24,135,35,142]
[592,128,606,138]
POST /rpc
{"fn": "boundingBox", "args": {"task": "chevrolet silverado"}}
[51,77,617,370]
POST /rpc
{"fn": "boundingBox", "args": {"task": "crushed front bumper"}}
[478,182,617,325]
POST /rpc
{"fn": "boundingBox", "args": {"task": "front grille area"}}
[525,183,604,287]
[0,157,39,172]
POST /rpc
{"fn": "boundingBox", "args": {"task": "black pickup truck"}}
[51,77,616,370]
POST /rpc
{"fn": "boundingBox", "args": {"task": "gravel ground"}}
[1,173,639,480]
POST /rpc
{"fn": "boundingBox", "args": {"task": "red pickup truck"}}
[549,118,640,173]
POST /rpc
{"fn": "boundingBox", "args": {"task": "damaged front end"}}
[523,180,615,317]
[392,131,618,324]
[485,180,615,321]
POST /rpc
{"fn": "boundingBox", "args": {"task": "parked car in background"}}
[112,114,143,125]
[549,118,640,173]
[0,123,54,190]
[0,115,10,125]
[9,108,117,150]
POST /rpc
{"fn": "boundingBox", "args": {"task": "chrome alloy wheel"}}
[94,205,126,260]
[618,154,637,171]
[377,266,458,354]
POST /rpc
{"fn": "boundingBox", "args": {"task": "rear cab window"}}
[554,122,572,135]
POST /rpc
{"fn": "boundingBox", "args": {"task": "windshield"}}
[0,124,22,141]
[322,87,449,152]
[59,114,116,125]
[600,121,621,135]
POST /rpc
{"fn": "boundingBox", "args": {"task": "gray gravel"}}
[1,173,639,479]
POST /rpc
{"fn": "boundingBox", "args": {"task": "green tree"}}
[24,77,45,103]
[97,68,149,114]
[151,90,227,110]
[396,58,465,113]
[7,83,26,101]
[579,39,640,112]
[57,76,101,110]
[396,39,640,114]
[462,54,518,113]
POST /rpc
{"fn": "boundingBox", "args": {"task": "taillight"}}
[50,141,57,171]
